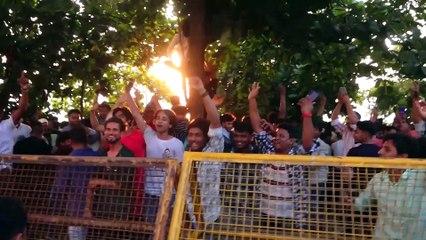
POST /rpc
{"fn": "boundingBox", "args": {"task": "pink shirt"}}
[121,128,146,157]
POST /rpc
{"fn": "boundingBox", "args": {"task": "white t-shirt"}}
[0,118,18,154]
[13,123,31,143]
[144,127,184,196]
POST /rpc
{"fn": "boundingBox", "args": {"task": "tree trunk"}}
[186,0,207,119]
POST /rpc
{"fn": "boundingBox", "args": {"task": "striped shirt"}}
[255,131,320,227]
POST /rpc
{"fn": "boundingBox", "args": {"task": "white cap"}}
[38,118,48,124]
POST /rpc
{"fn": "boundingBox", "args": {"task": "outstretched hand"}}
[248,82,260,100]
[18,71,29,90]
[298,97,314,114]
[188,76,205,92]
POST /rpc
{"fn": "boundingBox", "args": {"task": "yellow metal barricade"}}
[0,155,178,240]
[169,152,426,240]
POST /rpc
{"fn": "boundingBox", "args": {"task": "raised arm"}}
[317,95,327,117]
[11,72,30,125]
[124,89,148,132]
[331,100,343,121]
[89,92,104,132]
[411,82,422,123]
[299,97,315,151]
[278,85,287,119]
[189,76,221,128]
[248,82,262,134]
[147,94,162,112]
[342,94,358,124]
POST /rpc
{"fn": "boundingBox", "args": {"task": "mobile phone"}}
[339,87,347,95]
[307,90,319,102]
[399,106,406,113]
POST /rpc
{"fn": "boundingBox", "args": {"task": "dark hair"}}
[354,111,361,121]
[233,120,253,134]
[29,120,43,136]
[69,127,87,145]
[113,107,133,123]
[0,197,27,240]
[220,113,236,123]
[104,117,125,131]
[171,105,188,116]
[382,133,418,158]
[266,111,279,124]
[67,109,81,117]
[155,109,177,134]
[188,118,210,139]
[99,101,111,111]
[312,118,325,131]
[56,131,71,146]
[277,122,297,138]
[357,121,377,136]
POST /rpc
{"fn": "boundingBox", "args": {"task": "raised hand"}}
[18,71,29,91]
[279,84,286,96]
[319,95,327,106]
[188,76,205,92]
[248,82,260,100]
[298,97,314,114]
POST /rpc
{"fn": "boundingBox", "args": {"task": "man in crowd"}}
[344,133,426,239]
[50,127,101,240]
[331,91,359,156]
[102,117,134,157]
[62,109,99,151]
[185,76,224,227]
[248,82,320,229]
[220,113,236,153]
[0,72,30,173]
[13,121,52,155]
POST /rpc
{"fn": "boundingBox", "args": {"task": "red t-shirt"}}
[121,128,146,157]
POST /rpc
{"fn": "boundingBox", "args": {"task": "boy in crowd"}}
[344,133,426,239]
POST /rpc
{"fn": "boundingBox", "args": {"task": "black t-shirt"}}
[347,143,381,190]
[13,136,52,155]
[347,144,380,157]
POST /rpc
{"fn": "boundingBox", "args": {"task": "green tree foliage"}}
[198,0,426,117]
[0,0,175,117]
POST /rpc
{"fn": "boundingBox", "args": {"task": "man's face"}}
[222,121,234,132]
[274,128,293,152]
[378,140,398,158]
[104,122,121,144]
[68,113,81,127]
[187,127,208,152]
[354,128,367,143]
[98,106,110,119]
[233,131,252,151]
[41,122,49,131]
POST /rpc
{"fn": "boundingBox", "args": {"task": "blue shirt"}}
[355,170,426,239]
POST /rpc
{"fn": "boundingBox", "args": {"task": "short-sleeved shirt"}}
[144,127,184,196]
[0,118,16,154]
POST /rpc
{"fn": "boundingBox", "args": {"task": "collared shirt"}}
[254,131,320,227]
[196,127,225,223]
[355,170,426,240]
[331,119,356,156]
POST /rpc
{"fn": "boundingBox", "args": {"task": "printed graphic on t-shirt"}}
[163,148,171,158]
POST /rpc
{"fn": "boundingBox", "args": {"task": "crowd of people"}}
[1,72,426,240]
